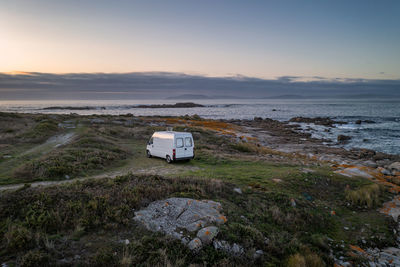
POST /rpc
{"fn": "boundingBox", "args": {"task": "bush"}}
[345,184,382,208]
[19,250,50,267]
[4,225,33,251]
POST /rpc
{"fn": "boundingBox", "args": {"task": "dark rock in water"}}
[355,119,375,124]
[337,135,352,142]
[272,109,277,111]
[137,102,204,108]
[289,117,346,127]
[254,117,263,121]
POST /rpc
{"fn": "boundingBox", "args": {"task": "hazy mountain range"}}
[0,72,399,100]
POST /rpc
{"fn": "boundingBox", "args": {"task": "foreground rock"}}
[134,198,227,250]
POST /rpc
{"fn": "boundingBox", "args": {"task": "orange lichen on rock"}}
[336,165,400,193]
[349,245,367,255]
[155,117,240,136]
[219,215,227,223]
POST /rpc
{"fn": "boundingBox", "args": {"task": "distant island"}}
[43,102,204,110]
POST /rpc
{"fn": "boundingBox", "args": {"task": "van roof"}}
[154,131,192,135]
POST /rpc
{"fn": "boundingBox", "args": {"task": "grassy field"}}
[0,112,396,266]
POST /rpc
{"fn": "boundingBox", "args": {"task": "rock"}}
[231,243,245,256]
[253,250,264,259]
[213,240,244,257]
[124,239,130,245]
[334,167,374,179]
[378,167,392,176]
[188,238,202,251]
[337,135,352,142]
[233,187,242,194]
[290,198,296,207]
[134,198,226,241]
[181,237,190,245]
[197,226,219,245]
[355,120,362,124]
[344,227,349,230]
[388,162,400,172]
[363,160,377,168]
[288,116,346,127]
[254,117,263,121]
[65,175,70,179]
[213,240,231,251]
[90,118,105,124]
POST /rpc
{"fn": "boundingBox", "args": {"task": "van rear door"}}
[175,137,185,159]
[184,136,194,158]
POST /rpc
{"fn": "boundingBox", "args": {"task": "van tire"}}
[146,150,152,158]
[166,155,172,163]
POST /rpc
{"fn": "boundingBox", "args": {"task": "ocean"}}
[1,98,399,155]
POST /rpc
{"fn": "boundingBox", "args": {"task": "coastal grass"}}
[0,112,397,266]
[0,171,394,266]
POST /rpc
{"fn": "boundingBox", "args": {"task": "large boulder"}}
[134,198,227,241]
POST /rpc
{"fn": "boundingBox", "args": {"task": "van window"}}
[185,137,193,147]
[148,137,153,145]
[176,138,184,148]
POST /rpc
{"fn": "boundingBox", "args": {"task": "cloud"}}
[0,72,399,100]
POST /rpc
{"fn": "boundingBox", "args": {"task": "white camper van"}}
[146,131,195,163]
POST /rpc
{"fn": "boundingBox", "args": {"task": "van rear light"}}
[173,149,176,160]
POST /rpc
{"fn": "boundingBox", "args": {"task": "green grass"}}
[0,113,396,266]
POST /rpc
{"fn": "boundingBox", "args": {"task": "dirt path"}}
[0,161,200,192]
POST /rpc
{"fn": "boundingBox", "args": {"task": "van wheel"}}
[166,155,172,163]
[146,150,152,158]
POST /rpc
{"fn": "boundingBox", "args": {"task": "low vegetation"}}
[0,112,397,266]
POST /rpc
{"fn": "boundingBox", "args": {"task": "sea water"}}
[1,98,399,155]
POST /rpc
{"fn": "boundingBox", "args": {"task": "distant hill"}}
[263,94,306,99]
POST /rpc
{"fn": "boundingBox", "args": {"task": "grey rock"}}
[213,240,244,257]
[134,198,226,241]
[233,187,242,194]
[213,240,231,251]
[380,168,392,176]
[181,237,190,245]
[388,162,400,172]
[231,243,245,256]
[363,160,378,168]
[253,250,264,259]
[90,118,105,124]
[197,226,219,245]
[188,238,202,251]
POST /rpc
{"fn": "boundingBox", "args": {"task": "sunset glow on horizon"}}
[1,0,400,80]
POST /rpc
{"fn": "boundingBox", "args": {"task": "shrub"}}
[4,225,33,251]
[345,184,382,208]
[287,253,306,267]
[19,250,50,267]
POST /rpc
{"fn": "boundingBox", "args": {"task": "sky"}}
[1,0,400,80]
